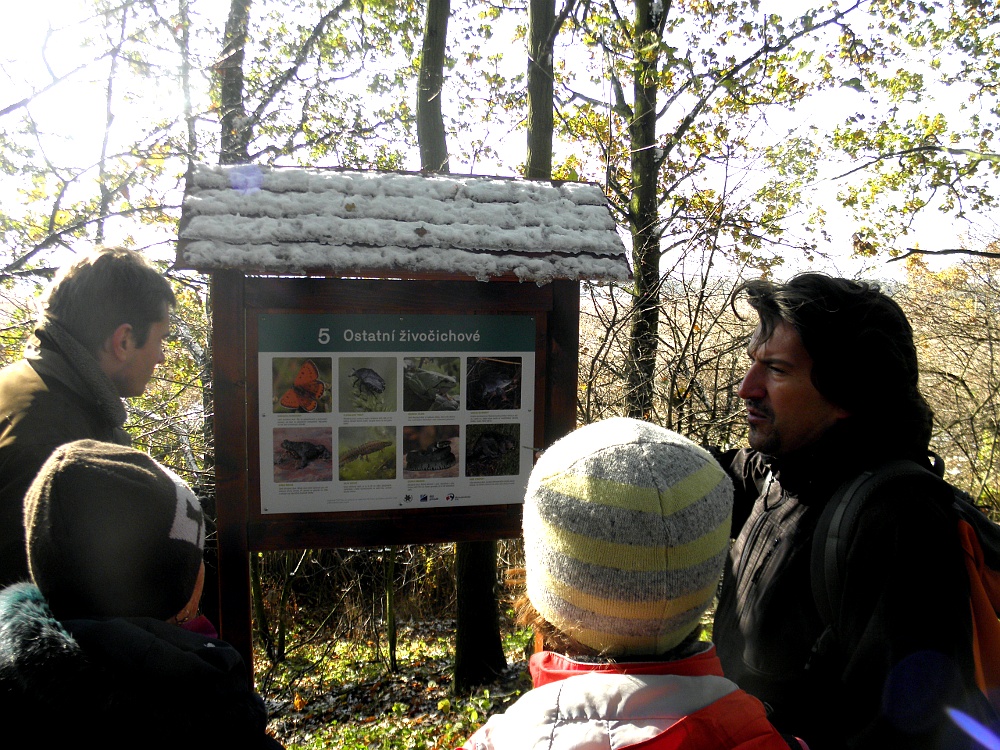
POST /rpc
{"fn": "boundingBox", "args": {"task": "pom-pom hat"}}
[24,439,205,620]
[523,417,733,656]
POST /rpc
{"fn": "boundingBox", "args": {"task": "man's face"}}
[112,316,169,398]
[738,320,849,457]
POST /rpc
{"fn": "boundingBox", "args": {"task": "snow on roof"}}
[176,163,631,284]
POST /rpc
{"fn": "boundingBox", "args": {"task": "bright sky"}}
[4,2,112,146]
[3,0,212,161]
[2,0,990,281]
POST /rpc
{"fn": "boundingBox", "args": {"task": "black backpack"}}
[811,458,1000,712]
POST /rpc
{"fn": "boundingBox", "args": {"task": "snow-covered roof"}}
[176,163,631,283]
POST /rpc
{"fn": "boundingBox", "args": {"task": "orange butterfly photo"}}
[273,357,331,413]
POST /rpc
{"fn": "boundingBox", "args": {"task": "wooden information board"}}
[210,272,580,669]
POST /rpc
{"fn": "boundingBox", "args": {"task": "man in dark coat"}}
[0,247,174,585]
[712,273,992,749]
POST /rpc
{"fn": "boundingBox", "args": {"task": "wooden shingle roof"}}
[177,163,631,283]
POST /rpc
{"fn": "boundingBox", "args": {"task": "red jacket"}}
[460,646,803,749]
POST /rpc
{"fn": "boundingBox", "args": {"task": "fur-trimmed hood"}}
[0,582,98,707]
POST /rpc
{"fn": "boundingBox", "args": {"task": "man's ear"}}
[104,323,133,363]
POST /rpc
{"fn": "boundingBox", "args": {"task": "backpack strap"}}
[812,460,1000,717]
[810,459,948,631]
[811,470,875,627]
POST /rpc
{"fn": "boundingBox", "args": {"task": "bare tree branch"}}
[889,246,1000,262]
[831,145,1000,181]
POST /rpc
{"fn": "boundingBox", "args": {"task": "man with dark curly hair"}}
[712,273,992,749]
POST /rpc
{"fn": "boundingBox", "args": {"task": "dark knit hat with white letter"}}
[523,417,733,656]
[24,439,205,620]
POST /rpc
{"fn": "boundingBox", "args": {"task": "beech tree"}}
[525,0,578,178]
[417,0,451,173]
[829,0,1000,258]
[545,0,999,417]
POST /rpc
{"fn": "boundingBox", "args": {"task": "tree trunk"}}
[385,546,398,672]
[219,0,252,165]
[625,0,662,420]
[525,0,555,179]
[416,0,450,173]
[249,552,274,661]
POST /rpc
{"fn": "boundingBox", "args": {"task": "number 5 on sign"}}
[318,328,330,345]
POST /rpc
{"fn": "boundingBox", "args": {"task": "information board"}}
[257,313,535,514]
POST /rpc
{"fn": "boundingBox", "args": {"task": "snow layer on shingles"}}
[182,240,629,284]
[179,164,631,283]
[185,190,614,234]
[183,214,620,256]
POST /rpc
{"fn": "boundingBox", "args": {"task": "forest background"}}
[2,0,1000,747]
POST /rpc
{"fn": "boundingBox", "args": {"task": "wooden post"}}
[211,271,253,671]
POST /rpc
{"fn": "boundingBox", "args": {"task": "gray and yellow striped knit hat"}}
[523,417,733,656]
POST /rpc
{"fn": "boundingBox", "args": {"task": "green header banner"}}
[258,313,535,353]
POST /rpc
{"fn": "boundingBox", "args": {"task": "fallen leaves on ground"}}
[260,619,530,748]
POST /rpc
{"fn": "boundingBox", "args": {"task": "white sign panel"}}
[257,314,535,514]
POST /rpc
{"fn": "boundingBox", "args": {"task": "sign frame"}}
[210,272,580,669]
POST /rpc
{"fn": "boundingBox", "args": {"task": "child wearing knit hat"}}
[0,439,283,750]
[460,418,806,750]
